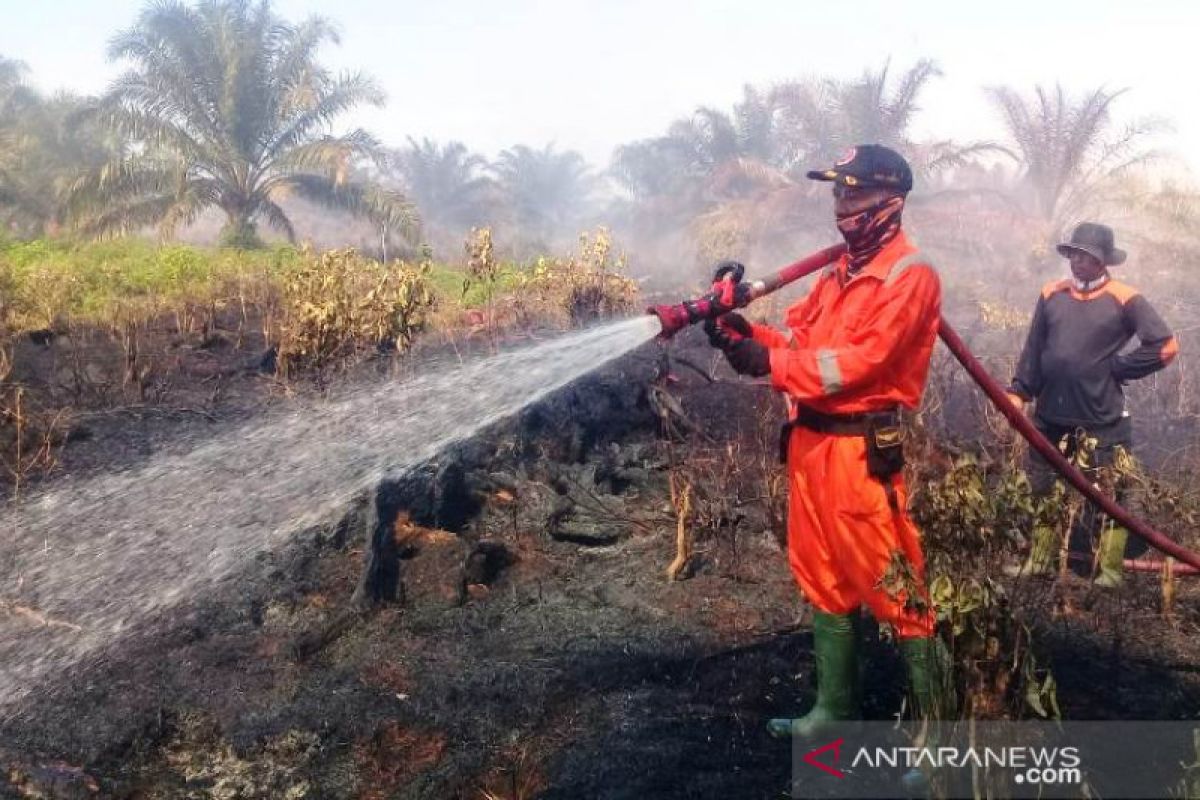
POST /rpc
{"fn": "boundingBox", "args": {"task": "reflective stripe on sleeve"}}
[816,348,843,395]
[884,251,930,287]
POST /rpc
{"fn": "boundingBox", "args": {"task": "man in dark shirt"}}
[1006,223,1178,587]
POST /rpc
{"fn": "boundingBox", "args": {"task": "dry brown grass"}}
[475,742,549,800]
[353,722,448,800]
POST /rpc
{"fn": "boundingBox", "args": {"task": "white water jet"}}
[0,315,660,712]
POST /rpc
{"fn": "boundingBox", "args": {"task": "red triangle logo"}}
[803,737,846,778]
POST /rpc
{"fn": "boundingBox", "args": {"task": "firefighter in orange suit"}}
[705,145,953,737]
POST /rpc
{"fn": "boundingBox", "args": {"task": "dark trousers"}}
[1026,415,1147,572]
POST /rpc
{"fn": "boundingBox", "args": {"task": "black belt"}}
[792,407,900,436]
[780,406,905,511]
[778,407,901,461]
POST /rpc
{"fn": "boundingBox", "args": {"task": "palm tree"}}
[0,57,35,122]
[640,85,794,193]
[609,136,702,235]
[70,0,415,248]
[12,94,125,235]
[656,61,972,260]
[986,83,1164,225]
[0,57,43,228]
[0,61,112,236]
[608,85,794,246]
[664,106,742,178]
[490,143,596,247]
[620,60,958,224]
[610,137,694,201]
[392,138,492,232]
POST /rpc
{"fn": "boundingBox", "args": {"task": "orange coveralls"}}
[751,231,941,638]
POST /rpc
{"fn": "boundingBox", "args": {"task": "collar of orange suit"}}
[833,228,913,286]
[836,195,905,274]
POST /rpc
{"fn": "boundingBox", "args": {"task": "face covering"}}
[835,195,905,273]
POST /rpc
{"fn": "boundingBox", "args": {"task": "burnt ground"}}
[2,326,1200,799]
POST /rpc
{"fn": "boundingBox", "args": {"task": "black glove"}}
[724,339,771,377]
[704,313,769,376]
[703,312,753,350]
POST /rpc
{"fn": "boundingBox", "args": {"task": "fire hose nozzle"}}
[647,284,765,340]
[647,243,848,340]
[647,302,695,340]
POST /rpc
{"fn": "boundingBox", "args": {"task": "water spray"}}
[648,244,1200,573]
[0,316,662,712]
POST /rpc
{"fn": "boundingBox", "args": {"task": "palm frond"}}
[279,172,419,241]
[270,129,384,179]
[263,72,384,160]
[254,195,297,241]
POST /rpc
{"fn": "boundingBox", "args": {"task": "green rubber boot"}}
[899,635,957,721]
[898,636,958,796]
[1004,525,1057,578]
[767,611,860,739]
[1093,526,1128,589]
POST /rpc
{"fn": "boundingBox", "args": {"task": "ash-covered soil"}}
[3,329,1200,799]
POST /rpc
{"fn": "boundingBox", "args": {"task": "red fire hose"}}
[649,244,1200,573]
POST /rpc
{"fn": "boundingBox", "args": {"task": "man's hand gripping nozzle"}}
[646,244,848,339]
[647,260,754,340]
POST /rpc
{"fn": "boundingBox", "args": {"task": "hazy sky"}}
[1,0,1195,173]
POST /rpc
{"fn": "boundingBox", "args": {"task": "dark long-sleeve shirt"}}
[1010,277,1178,427]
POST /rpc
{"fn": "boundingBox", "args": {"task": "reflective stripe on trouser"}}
[787,425,934,639]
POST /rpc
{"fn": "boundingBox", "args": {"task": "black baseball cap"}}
[806,144,913,193]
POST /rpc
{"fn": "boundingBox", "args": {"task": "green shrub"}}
[277,247,435,375]
[0,238,298,331]
[911,453,1057,719]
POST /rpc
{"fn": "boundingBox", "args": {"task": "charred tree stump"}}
[354,483,404,609]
